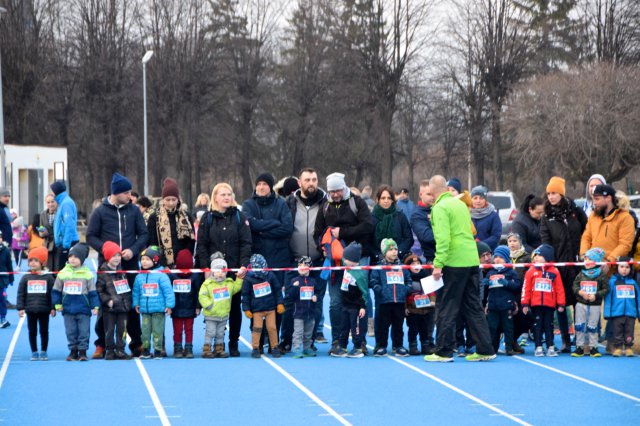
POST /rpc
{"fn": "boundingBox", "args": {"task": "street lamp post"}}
[142,50,154,196]
[0,5,7,189]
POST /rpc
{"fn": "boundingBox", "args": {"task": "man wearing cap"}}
[0,188,12,247]
[50,181,79,271]
[86,172,148,358]
[424,175,495,362]
[313,172,373,355]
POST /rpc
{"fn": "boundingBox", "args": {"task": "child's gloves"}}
[244,310,253,319]
[277,304,285,314]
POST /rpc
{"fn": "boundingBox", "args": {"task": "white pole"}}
[0,6,7,189]
[142,50,153,196]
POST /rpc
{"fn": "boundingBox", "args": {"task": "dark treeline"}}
[1,0,639,215]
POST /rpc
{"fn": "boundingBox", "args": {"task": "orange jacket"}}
[580,208,635,261]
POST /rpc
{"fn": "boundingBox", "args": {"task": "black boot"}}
[560,334,571,354]
[409,342,420,356]
[174,344,184,359]
[228,341,240,357]
[66,348,78,361]
[78,350,88,361]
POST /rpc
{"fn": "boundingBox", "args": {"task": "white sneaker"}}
[547,346,558,357]
[534,346,544,357]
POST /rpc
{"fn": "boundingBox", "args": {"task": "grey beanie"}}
[326,173,346,192]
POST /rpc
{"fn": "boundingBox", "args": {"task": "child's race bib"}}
[253,282,271,298]
[341,271,356,291]
[27,280,47,294]
[414,294,430,308]
[616,285,635,299]
[300,286,314,301]
[142,283,159,297]
[213,287,230,301]
[580,281,597,295]
[386,271,404,285]
[63,281,83,295]
[113,279,131,295]
[489,274,505,288]
[173,279,191,293]
[534,278,552,293]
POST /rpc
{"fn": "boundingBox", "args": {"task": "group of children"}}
[11,232,640,361]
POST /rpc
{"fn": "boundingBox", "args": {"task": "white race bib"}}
[63,281,83,295]
[341,271,356,292]
[173,279,191,293]
[489,274,505,288]
[300,286,314,301]
[253,282,272,298]
[27,280,47,294]
[580,281,597,295]
[113,279,131,295]
[386,271,404,285]
[213,287,230,301]
[534,278,552,293]
[616,285,635,299]
[142,283,159,297]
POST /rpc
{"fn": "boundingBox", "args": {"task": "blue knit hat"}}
[447,177,462,194]
[343,242,362,263]
[585,247,605,263]
[249,254,268,270]
[111,172,133,195]
[532,244,555,262]
[50,180,67,196]
[493,245,511,263]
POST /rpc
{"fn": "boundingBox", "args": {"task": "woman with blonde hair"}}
[196,183,252,357]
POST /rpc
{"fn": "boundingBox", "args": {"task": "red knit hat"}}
[102,241,122,262]
[175,249,193,269]
[28,246,48,266]
[161,177,180,199]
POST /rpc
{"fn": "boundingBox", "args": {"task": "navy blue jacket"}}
[288,275,316,320]
[242,192,293,268]
[0,244,13,287]
[604,274,640,319]
[370,259,412,304]
[0,202,12,246]
[511,212,541,253]
[410,204,436,261]
[472,211,502,250]
[169,272,203,318]
[241,271,283,313]
[86,197,149,269]
[483,267,521,311]
[371,210,414,260]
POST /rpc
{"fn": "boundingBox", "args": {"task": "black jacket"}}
[0,245,13,287]
[540,200,587,262]
[195,207,252,269]
[371,210,414,260]
[16,273,55,313]
[96,264,132,313]
[511,212,541,253]
[169,272,203,318]
[0,202,12,246]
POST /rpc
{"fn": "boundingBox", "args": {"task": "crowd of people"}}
[2,169,639,362]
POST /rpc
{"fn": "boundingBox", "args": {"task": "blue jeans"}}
[0,288,7,319]
[63,313,91,350]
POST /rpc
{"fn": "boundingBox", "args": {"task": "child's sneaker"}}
[292,350,304,359]
[114,350,131,360]
[30,352,39,361]
[423,353,453,362]
[456,345,466,357]
[302,348,317,357]
[465,352,496,362]
[547,346,558,357]
[0,319,10,328]
[314,332,328,343]
[589,347,601,357]
[66,349,78,361]
[39,351,48,361]
[374,347,387,357]
[612,348,623,357]
[153,351,163,359]
[140,350,152,359]
[624,348,635,357]
[271,347,282,358]
[394,347,409,357]
[534,346,544,357]
[571,347,585,357]
[330,347,348,358]
[251,349,261,359]
[347,348,364,358]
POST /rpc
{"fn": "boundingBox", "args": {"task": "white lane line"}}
[514,355,640,403]
[0,315,25,392]
[238,336,352,426]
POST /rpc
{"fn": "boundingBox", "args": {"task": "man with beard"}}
[286,168,328,345]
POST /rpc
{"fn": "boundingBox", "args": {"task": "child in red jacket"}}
[521,244,566,357]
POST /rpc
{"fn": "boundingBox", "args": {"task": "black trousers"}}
[340,305,367,348]
[532,306,555,348]
[487,309,514,352]
[407,310,435,345]
[27,312,50,352]
[435,266,494,358]
[376,303,405,348]
[104,312,128,351]
[611,316,636,348]
[228,292,242,349]
[455,315,476,349]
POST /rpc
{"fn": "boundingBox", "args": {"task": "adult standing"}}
[147,178,195,267]
[583,174,606,217]
[511,194,544,253]
[36,194,57,271]
[539,176,587,353]
[469,185,502,251]
[50,181,79,271]
[411,179,436,262]
[86,172,149,358]
[193,193,210,218]
[395,188,415,222]
[0,188,12,247]
[423,175,495,362]
[196,183,252,357]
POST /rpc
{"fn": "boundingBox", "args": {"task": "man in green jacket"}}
[424,175,495,362]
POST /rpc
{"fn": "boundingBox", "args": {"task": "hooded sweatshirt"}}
[584,174,607,217]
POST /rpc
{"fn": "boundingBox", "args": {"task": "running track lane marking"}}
[238,336,352,426]
[0,315,25,392]
[513,355,640,403]
[324,324,530,425]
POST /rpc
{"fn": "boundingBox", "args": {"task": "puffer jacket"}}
[169,272,203,318]
[604,274,640,318]
[241,272,283,313]
[52,264,99,315]
[132,267,175,314]
[521,266,566,309]
[289,275,318,320]
[580,208,635,262]
[370,259,412,304]
[96,263,132,313]
[199,276,243,318]
[16,273,55,313]
[483,267,521,311]
[195,207,252,270]
[53,191,79,249]
[572,270,610,306]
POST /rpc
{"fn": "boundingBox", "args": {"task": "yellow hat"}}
[546,176,565,196]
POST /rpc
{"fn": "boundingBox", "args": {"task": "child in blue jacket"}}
[482,245,522,355]
[371,239,412,357]
[133,246,175,359]
[289,256,318,359]
[604,257,639,357]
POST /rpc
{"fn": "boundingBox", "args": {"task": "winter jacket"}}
[410,203,436,261]
[483,267,521,311]
[169,272,203,318]
[0,244,13,288]
[242,192,293,267]
[540,200,587,263]
[16,273,55,313]
[96,263,132,314]
[132,267,175,314]
[510,251,531,284]
[339,269,368,310]
[53,191,79,249]
[195,207,252,270]
[199,276,243,318]
[39,209,56,251]
[147,208,196,267]
[396,198,415,222]
[603,274,640,319]
[371,210,414,260]
[431,192,479,268]
[580,208,635,262]
[472,209,502,250]
[287,189,327,262]
[289,275,318,320]
[572,270,610,306]
[314,194,374,258]
[0,201,13,246]
[370,259,412,304]
[11,224,28,250]
[52,264,99,315]
[521,266,566,309]
[241,272,283,313]
[406,268,436,314]
[511,212,541,253]
[86,197,149,269]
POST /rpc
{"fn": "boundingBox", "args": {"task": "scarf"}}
[157,205,195,266]
[547,203,568,222]
[582,267,601,278]
[470,203,496,220]
[373,204,399,248]
[509,247,526,260]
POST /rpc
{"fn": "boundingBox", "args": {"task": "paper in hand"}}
[421,275,444,294]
